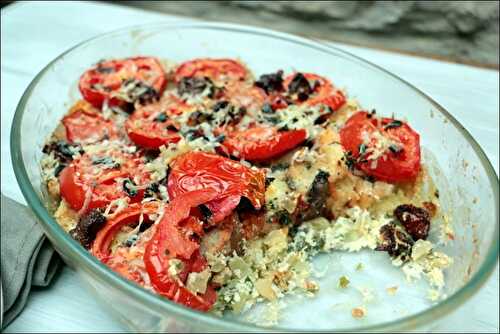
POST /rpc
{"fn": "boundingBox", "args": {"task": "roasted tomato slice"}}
[339,111,421,183]
[144,190,220,312]
[79,56,167,108]
[220,126,307,162]
[174,58,247,84]
[59,149,150,212]
[145,232,217,312]
[91,202,160,261]
[223,82,268,113]
[92,202,171,288]
[62,100,119,144]
[104,248,148,286]
[125,102,185,149]
[283,73,346,111]
[167,152,265,224]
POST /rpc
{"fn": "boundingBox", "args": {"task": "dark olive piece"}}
[70,209,107,249]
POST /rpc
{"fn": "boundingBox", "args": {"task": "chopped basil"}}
[123,178,138,197]
[270,163,290,172]
[276,210,292,225]
[285,177,297,191]
[182,128,204,141]
[121,79,158,104]
[267,199,276,211]
[358,143,367,156]
[91,156,120,169]
[342,151,356,171]
[96,66,114,74]
[177,77,215,98]
[263,115,279,124]
[261,103,274,114]
[212,100,229,112]
[124,234,138,247]
[389,144,403,154]
[384,120,403,130]
[154,112,168,122]
[54,164,66,177]
[42,140,84,163]
[214,134,226,143]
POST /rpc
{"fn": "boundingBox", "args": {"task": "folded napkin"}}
[1,193,62,328]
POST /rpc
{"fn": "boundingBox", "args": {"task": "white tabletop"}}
[1,1,498,332]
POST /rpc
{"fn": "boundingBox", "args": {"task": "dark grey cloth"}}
[1,193,61,328]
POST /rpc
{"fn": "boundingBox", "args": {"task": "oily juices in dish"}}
[40,56,452,318]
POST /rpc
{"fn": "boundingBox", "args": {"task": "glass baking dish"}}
[10,22,499,332]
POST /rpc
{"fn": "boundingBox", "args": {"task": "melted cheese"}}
[274,104,329,139]
[361,129,402,166]
[54,199,79,232]
[401,239,452,289]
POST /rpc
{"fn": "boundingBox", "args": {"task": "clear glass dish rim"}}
[10,21,499,332]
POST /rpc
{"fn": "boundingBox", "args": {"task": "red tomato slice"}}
[221,126,307,162]
[167,152,266,223]
[62,100,119,144]
[125,104,183,149]
[158,189,219,259]
[145,232,217,312]
[91,202,160,260]
[283,73,346,111]
[92,200,206,290]
[59,149,150,212]
[143,190,220,311]
[104,249,148,286]
[174,58,247,84]
[79,57,167,108]
[339,111,421,183]
[224,82,267,113]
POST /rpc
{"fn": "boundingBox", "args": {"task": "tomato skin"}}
[91,202,160,260]
[224,82,268,113]
[158,189,220,258]
[104,249,147,286]
[174,58,247,84]
[59,164,132,212]
[126,129,180,150]
[125,106,182,149]
[221,126,307,162]
[62,101,119,144]
[144,232,217,312]
[59,150,150,212]
[283,73,346,111]
[339,111,421,183]
[167,151,266,223]
[143,190,220,312]
[59,164,95,211]
[125,94,195,148]
[79,57,167,108]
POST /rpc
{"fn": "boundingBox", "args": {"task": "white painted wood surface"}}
[1,1,498,332]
